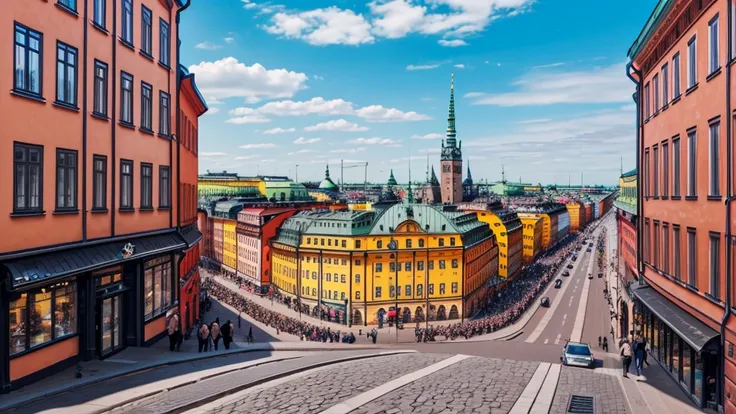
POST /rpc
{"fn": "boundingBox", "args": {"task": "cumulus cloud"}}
[234,155,260,161]
[350,137,400,145]
[264,7,375,46]
[454,64,465,69]
[293,137,322,144]
[406,63,441,71]
[263,127,296,134]
[439,39,468,47]
[195,41,222,50]
[205,107,220,115]
[330,147,366,154]
[304,119,369,132]
[224,37,235,43]
[288,149,317,155]
[226,107,271,124]
[355,105,432,122]
[188,57,308,102]
[465,62,633,106]
[239,143,277,149]
[411,133,443,140]
[200,152,228,157]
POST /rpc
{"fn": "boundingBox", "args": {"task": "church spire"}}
[446,73,457,148]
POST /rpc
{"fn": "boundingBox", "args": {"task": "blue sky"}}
[180,0,657,185]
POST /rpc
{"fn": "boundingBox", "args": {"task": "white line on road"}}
[563,314,567,320]
[320,354,471,414]
[509,363,551,414]
[530,364,561,414]
[544,338,549,344]
[554,334,561,345]
[570,239,598,342]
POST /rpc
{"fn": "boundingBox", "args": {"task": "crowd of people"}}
[202,278,356,343]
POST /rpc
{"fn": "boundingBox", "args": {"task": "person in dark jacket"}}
[221,320,234,350]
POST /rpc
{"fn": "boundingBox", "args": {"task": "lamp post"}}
[388,237,399,343]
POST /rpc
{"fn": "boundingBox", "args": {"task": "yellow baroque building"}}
[457,202,522,280]
[519,216,544,264]
[223,221,238,272]
[270,203,499,326]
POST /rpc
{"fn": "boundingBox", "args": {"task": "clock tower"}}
[440,73,462,204]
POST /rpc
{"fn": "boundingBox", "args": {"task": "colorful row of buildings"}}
[0,0,206,393]
[623,0,736,410]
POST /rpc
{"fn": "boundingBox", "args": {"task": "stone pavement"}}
[550,366,629,414]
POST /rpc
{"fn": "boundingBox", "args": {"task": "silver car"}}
[561,341,595,368]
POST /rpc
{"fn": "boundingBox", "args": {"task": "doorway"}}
[98,295,123,357]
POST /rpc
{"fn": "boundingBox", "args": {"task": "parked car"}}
[555,279,562,288]
[567,264,574,269]
[562,270,570,277]
[561,341,595,368]
[598,273,604,278]
[586,248,592,253]
[541,297,551,307]
[588,273,594,280]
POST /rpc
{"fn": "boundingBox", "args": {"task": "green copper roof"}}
[621,168,637,178]
[446,73,457,147]
[318,165,339,191]
[628,0,674,60]
[387,169,398,186]
[369,204,487,236]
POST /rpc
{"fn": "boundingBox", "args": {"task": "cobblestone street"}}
[549,367,629,414]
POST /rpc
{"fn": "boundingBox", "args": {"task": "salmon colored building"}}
[628,0,735,409]
[0,0,204,392]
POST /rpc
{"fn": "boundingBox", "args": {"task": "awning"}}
[179,222,203,248]
[5,232,186,290]
[633,286,719,352]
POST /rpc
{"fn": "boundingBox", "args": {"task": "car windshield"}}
[567,345,591,356]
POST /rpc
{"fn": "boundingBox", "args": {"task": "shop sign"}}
[121,243,135,259]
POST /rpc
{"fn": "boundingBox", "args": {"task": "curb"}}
[1,344,384,412]
[126,350,417,414]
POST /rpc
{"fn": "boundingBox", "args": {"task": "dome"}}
[319,165,339,191]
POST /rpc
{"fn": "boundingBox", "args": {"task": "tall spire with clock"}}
[440,73,463,204]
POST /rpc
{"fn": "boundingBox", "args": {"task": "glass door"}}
[98,295,123,356]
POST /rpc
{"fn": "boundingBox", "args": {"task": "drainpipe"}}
[722,0,734,408]
[625,61,643,288]
[175,0,192,231]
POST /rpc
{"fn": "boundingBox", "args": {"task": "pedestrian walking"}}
[620,339,633,378]
[635,333,647,375]
[602,337,609,352]
[198,323,210,353]
[167,313,179,352]
[221,320,233,350]
[247,326,253,344]
[210,318,221,351]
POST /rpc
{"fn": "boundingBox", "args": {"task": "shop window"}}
[9,281,77,356]
[144,257,173,320]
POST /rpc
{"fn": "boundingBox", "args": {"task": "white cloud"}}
[264,7,375,46]
[411,133,443,140]
[288,149,317,155]
[226,108,272,124]
[532,62,565,69]
[188,57,308,102]
[195,41,222,50]
[439,39,468,47]
[234,155,261,161]
[620,104,636,111]
[304,119,369,132]
[224,37,235,43]
[206,97,224,105]
[200,152,228,157]
[241,0,258,9]
[293,137,322,144]
[355,105,432,122]
[260,159,276,163]
[454,64,465,69]
[516,118,551,124]
[370,0,427,38]
[406,63,441,71]
[263,127,296,134]
[313,75,324,80]
[389,155,426,163]
[350,137,400,145]
[329,147,366,154]
[240,143,277,149]
[466,62,633,106]
[205,107,221,115]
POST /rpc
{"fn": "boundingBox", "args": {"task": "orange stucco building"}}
[0,0,204,392]
[628,0,735,409]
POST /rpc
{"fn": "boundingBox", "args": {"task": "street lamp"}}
[388,237,399,343]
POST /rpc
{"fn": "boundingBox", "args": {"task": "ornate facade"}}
[441,74,463,204]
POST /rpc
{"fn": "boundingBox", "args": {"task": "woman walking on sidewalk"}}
[198,323,210,353]
[210,318,221,351]
[620,339,633,378]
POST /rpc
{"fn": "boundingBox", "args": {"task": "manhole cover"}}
[567,395,595,414]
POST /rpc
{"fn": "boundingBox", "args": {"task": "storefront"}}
[634,286,720,410]
[0,231,186,392]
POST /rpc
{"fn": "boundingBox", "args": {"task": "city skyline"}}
[180,0,656,185]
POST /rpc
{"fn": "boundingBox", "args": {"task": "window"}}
[56,42,78,107]
[355,291,360,300]
[644,220,650,263]
[355,274,360,283]
[663,223,670,274]
[417,284,423,297]
[93,155,107,210]
[58,0,76,11]
[688,130,697,197]
[375,287,382,298]
[417,261,424,271]
[653,145,659,197]
[355,240,361,249]
[673,53,681,98]
[120,160,133,209]
[405,285,411,297]
[451,259,458,268]
[121,0,133,45]
[159,19,170,66]
[93,60,108,116]
[709,15,720,74]
[439,260,446,269]
[654,222,661,268]
[93,0,105,28]
[377,240,382,249]
[709,121,721,196]
[644,148,651,197]
[375,263,382,272]
[662,63,669,104]
[140,163,153,209]
[389,262,395,272]
[120,72,133,124]
[140,82,152,131]
[14,23,43,97]
[159,92,170,136]
[644,82,650,118]
[9,282,77,356]
[450,238,456,246]
[428,260,434,270]
[673,225,681,280]
[405,262,411,271]
[13,143,43,213]
[653,74,659,112]
[662,142,669,197]
[418,239,425,248]
[451,282,458,294]
[688,228,697,286]
[159,166,170,208]
[406,239,412,248]
[56,149,77,211]
[428,284,434,295]
[688,36,697,88]
[710,233,721,300]
[144,257,173,319]
[673,137,681,196]
[440,283,446,295]
[141,6,152,56]
[341,240,346,248]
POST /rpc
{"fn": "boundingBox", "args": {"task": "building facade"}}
[628,0,735,409]
[565,202,584,233]
[520,216,544,264]
[614,169,638,342]
[269,204,499,325]
[440,74,463,204]
[0,0,203,392]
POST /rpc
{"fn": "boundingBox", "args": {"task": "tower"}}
[440,73,462,204]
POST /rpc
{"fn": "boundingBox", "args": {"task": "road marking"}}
[563,314,567,320]
[570,239,597,342]
[554,334,561,345]
[320,354,471,414]
[561,320,565,326]
[544,338,549,344]
[509,363,551,414]
[530,364,561,414]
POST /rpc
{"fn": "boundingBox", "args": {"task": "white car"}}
[561,341,595,368]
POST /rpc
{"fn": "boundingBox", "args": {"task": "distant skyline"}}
[180,0,657,185]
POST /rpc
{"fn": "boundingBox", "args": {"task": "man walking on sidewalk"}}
[620,339,633,378]
[167,313,179,352]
